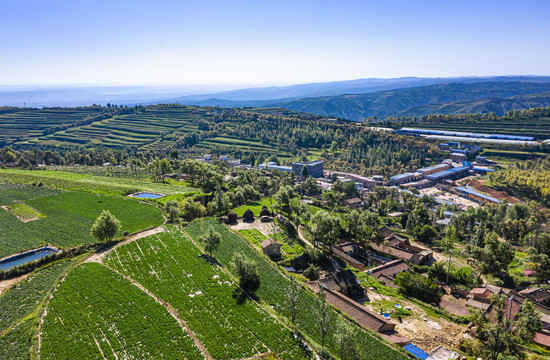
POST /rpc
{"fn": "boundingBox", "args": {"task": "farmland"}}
[40,262,203,360]
[0,261,73,360]
[185,218,409,360]
[0,107,110,145]
[103,226,309,360]
[0,184,163,258]
[0,169,197,197]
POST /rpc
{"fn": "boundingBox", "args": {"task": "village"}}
[191,137,550,359]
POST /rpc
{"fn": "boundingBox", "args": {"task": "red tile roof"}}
[534,331,550,348]
[369,260,410,279]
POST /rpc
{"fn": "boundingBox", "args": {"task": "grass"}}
[41,262,202,360]
[185,218,409,360]
[0,188,163,258]
[4,202,44,221]
[0,169,197,197]
[232,197,273,217]
[103,226,309,360]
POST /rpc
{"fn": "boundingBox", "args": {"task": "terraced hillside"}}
[25,106,204,149]
[0,107,110,145]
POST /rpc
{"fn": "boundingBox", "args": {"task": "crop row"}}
[103,226,309,360]
[0,188,163,258]
[0,183,60,206]
[0,320,33,360]
[0,261,73,334]
[41,263,201,360]
[0,169,197,197]
[185,218,409,360]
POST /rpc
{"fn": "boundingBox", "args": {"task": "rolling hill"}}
[268,81,550,121]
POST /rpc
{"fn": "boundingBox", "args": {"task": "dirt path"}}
[84,227,164,264]
[0,273,28,296]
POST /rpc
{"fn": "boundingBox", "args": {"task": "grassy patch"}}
[232,197,274,217]
[4,202,44,222]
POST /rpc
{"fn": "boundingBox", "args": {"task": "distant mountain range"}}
[2,76,550,120]
[266,81,550,120]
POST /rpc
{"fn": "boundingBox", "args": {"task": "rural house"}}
[260,239,282,258]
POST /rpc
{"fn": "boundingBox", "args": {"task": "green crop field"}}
[103,226,309,360]
[0,185,163,258]
[185,219,409,360]
[0,108,109,145]
[231,197,274,217]
[0,261,73,360]
[41,262,203,360]
[0,320,33,360]
[0,169,198,197]
[24,106,204,149]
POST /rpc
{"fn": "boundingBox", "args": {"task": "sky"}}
[1,0,549,87]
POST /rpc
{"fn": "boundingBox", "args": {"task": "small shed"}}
[260,239,282,258]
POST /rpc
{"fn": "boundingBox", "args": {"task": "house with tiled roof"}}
[519,288,550,306]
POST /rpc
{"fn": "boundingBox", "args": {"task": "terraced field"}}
[185,219,409,360]
[0,108,108,145]
[0,185,163,258]
[27,106,205,149]
[103,226,309,360]
[41,263,203,360]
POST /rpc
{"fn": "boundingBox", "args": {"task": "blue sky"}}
[1,0,549,86]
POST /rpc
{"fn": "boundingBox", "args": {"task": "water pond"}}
[0,246,59,272]
[129,192,164,199]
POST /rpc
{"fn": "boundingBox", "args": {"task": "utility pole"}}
[508,296,514,320]
[446,250,453,285]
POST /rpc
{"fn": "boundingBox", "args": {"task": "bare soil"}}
[0,274,28,296]
[468,179,522,204]
[229,219,282,238]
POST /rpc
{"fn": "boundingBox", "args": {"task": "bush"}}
[395,272,441,304]
[227,211,238,223]
[259,206,271,217]
[232,253,261,292]
[122,230,130,236]
[243,209,254,222]
[303,264,321,281]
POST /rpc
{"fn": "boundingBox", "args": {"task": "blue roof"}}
[456,186,499,203]
[403,343,429,360]
[461,161,472,167]
[425,166,470,180]
[398,127,534,141]
[389,173,414,182]
[472,167,493,173]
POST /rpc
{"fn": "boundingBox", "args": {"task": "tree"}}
[411,224,437,243]
[90,210,121,243]
[274,185,295,208]
[309,210,340,253]
[315,286,333,350]
[334,317,361,360]
[180,198,206,221]
[164,200,179,223]
[468,294,541,360]
[301,165,308,177]
[199,226,222,257]
[286,276,300,327]
[469,232,514,277]
[394,271,441,304]
[210,185,229,215]
[232,253,261,292]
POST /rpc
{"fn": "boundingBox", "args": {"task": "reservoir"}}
[0,246,59,272]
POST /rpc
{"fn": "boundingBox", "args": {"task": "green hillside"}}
[272,81,550,121]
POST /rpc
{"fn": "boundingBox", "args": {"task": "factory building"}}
[417,164,450,176]
[291,160,324,178]
[425,166,470,182]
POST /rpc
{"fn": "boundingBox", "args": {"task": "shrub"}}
[303,264,321,281]
[122,230,130,236]
[243,209,254,222]
[395,272,441,304]
[227,211,238,223]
